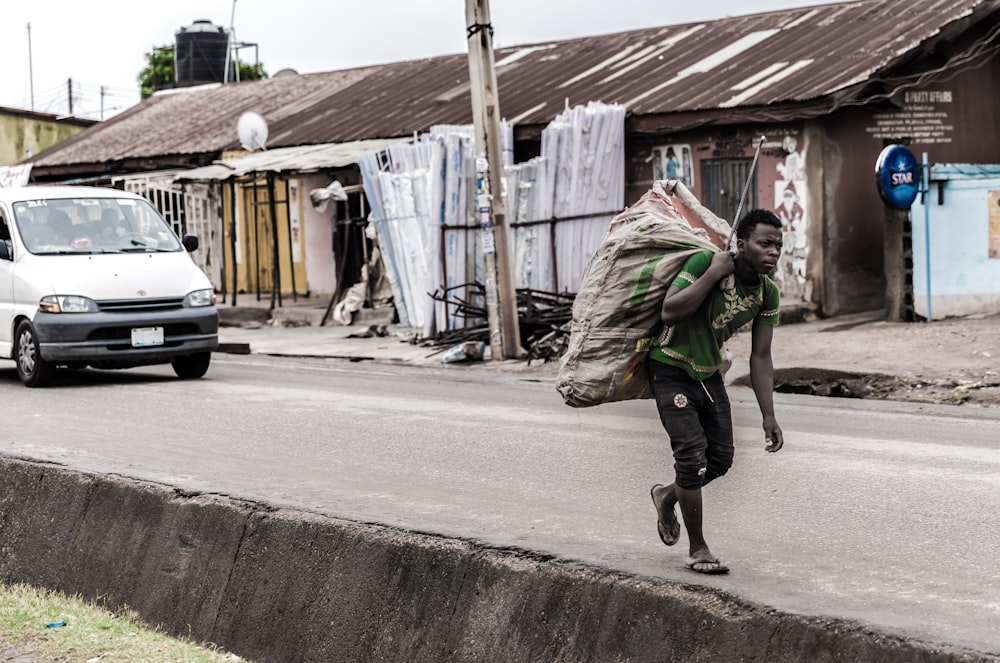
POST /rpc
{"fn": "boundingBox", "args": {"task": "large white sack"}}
[556,180,731,407]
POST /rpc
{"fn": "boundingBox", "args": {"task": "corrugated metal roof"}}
[175,137,411,180]
[29,0,999,171]
[0,105,96,128]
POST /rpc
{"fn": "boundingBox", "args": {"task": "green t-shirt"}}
[649,251,780,380]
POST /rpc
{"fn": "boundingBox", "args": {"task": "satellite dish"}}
[237,111,268,151]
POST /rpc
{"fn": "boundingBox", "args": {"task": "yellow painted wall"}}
[0,111,93,165]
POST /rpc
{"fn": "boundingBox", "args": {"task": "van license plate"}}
[131,327,164,347]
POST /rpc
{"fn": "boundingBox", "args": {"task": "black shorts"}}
[648,359,734,489]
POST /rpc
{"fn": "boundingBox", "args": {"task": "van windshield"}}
[12,196,183,255]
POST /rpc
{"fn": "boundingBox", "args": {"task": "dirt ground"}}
[725,310,1000,409]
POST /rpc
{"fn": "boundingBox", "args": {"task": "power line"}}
[26,78,141,120]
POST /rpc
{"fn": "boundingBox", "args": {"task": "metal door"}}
[700,159,757,225]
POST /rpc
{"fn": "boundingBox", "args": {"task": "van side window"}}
[0,212,11,259]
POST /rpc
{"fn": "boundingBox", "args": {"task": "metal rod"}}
[726,135,766,251]
[27,23,34,111]
[229,181,238,305]
[922,152,932,321]
[266,173,282,309]
[224,0,237,84]
[252,178,261,301]
[284,178,297,302]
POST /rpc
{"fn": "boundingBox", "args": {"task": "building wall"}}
[625,123,818,308]
[0,112,92,165]
[812,114,884,316]
[911,169,1000,319]
[302,170,368,299]
[821,54,1000,316]
[621,51,1000,318]
[301,174,337,296]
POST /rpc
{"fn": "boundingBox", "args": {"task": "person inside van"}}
[48,209,96,250]
[47,210,76,241]
[94,208,122,247]
[19,211,60,251]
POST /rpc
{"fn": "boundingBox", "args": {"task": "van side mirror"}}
[0,240,11,261]
[182,234,199,252]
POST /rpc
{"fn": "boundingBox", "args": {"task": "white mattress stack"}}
[360,103,624,333]
[540,101,626,293]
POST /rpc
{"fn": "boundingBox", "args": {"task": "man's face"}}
[738,223,783,274]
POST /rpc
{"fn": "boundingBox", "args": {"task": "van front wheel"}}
[172,352,211,379]
[15,320,55,388]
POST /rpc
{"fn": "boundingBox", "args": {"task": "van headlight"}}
[39,295,99,313]
[184,288,216,307]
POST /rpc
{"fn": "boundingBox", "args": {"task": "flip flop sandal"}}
[685,557,730,575]
[650,484,681,546]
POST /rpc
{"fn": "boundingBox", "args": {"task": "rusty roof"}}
[29,0,1000,173]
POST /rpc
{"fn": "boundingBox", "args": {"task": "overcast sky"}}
[0,0,839,121]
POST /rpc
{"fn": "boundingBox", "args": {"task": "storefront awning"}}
[174,138,410,182]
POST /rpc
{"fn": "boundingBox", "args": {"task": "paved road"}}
[2,355,998,657]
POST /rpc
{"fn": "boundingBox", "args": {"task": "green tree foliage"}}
[139,47,175,99]
[238,62,268,82]
[138,46,268,100]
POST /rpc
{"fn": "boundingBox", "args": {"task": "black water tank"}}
[175,19,230,86]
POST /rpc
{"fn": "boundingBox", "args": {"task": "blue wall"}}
[910,164,1000,320]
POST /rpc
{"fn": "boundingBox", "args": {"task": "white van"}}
[0,186,218,387]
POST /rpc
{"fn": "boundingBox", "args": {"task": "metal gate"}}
[112,175,222,288]
[700,159,757,225]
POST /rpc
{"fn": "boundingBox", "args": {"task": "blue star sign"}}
[875,145,921,209]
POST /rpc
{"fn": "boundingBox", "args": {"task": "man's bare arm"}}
[749,320,784,452]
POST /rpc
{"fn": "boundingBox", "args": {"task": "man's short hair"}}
[736,209,782,240]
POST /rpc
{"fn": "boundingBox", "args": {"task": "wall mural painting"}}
[651,144,695,188]
[773,135,808,298]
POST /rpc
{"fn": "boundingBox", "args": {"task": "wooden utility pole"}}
[465,0,522,360]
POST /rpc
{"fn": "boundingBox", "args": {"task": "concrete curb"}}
[0,457,991,662]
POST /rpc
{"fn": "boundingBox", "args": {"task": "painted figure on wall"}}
[665,147,681,180]
[776,181,804,229]
[776,135,804,180]
[651,144,695,187]
[771,135,809,298]
[773,179,807,293]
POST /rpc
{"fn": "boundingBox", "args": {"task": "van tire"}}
[172,352,211,379]
[15,320,55,388]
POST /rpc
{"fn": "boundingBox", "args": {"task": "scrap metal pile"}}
[422,285,574,364]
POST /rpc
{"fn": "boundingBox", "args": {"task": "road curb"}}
[216,342,252,355]
[0,457,988,663]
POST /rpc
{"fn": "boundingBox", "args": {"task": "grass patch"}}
[0,583,246,662]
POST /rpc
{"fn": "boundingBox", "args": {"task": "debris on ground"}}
[347,324,390,339]
[441,341,487,363]
[422,286,574,363]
